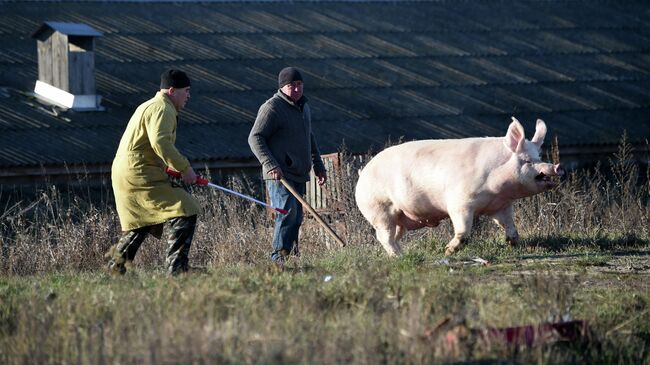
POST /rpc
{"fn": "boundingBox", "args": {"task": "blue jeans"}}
[266,179,306,262]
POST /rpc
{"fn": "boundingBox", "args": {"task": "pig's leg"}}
[491,206,519,246]
[445,210,474,256]
[376,224,402,256]
[395,225,406,241]
[373,209,403,256]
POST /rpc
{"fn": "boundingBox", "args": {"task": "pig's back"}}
[365,137,502,179]
[358,137,504,214]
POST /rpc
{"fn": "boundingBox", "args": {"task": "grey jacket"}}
[248,91,326,183]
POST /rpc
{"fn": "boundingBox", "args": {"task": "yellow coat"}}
[111,92,200,232]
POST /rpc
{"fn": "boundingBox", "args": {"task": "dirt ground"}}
[434,250,650,290]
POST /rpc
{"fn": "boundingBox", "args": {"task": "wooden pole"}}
[280,178,346,248]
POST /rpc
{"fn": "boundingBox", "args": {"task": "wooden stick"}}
[280,178,346,248]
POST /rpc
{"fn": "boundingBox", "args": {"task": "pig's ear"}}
[505,117,525,152]
[531,119,547,147]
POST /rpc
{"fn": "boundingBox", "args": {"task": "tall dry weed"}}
[1,137,648,275]
[518,133,648,248]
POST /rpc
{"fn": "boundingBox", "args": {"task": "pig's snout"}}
[535,163,564,180]
[534,163,564,188]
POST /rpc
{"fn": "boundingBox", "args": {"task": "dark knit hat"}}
[160,69,191,89]
[278,67,303,88]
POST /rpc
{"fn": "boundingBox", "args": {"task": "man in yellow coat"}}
[107,69,200,275]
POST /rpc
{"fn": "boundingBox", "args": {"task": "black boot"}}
[165,215,197,275]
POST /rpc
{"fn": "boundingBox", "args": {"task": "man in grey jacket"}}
[248,67,327,264]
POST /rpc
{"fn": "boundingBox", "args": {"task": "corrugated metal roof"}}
[0,0,649,169]
[32,21,103,38]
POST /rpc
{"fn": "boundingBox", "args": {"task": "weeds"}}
[1,137,648,274]
[0,138,649,364]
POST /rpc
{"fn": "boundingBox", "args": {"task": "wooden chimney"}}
[32,22,103,110]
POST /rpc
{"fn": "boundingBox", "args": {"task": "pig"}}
[355,117,564,256]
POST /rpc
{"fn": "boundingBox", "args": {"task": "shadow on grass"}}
[515,250,650,263]
[522,234,650,253]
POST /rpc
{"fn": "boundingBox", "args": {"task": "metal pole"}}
[165,167,288,215]
[205,182,288,215]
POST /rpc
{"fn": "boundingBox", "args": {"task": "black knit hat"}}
[278,67,303,88]
[160,69,191,89]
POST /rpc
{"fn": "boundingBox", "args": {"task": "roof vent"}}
[31,22,103,111]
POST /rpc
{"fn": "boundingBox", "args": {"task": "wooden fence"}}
[304,152,370,212]
[263,152,369,215]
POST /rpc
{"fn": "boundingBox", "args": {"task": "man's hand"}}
[316,171,327,186]
[268,167,283,180]
[182,166,197,184]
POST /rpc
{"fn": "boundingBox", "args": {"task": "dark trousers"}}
[114,215,197,274]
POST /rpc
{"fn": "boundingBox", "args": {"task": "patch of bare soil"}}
[439,250,650,290]
[511,250,650,290]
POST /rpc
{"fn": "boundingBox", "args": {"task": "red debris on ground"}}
[423,317,591,353]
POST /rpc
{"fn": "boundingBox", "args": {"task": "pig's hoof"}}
[444,247,455,256]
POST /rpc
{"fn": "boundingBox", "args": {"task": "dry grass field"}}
[0,139,648,364]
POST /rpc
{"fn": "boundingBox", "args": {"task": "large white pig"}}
[355,117,564,256]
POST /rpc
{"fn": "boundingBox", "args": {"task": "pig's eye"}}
[522,159,532,164]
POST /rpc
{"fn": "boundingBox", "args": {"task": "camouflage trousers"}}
[107,215,197,275]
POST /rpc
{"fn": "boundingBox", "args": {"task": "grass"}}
[0,136,649,364]
[0,247,648,364]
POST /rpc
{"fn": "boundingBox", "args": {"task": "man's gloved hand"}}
[182,166,197,184]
